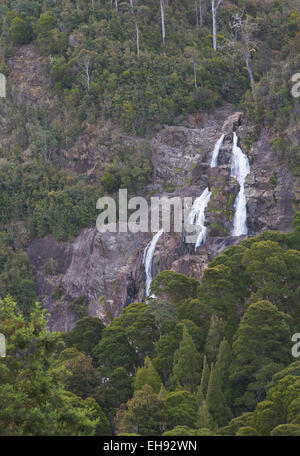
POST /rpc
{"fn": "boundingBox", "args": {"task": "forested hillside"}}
[0,0,300,436]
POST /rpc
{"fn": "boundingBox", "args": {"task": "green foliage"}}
[66,316,104,358]
[206,364,232,427]
[230,300,292,412]
[69,295,89,320]
[134,356,162,394]
[235,426,259,436]
[101,145,152,194]
[1,0,300,437]
[165,390,198,429]
[115,385,167,436]
[9,16,33,45]
[0,297,107,436]
[151,271,199,306]
[198,355,210,400]
[170,326,201,392]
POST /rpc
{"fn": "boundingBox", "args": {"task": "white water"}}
[143,229,164,297]
[188,187,212,251]
[186,135,225,250]
[210,134,225,168]
[230,132,250,236]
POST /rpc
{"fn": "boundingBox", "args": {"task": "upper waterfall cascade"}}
[230,132,251,236]
[143,229,164,297]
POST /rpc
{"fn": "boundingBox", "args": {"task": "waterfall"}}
[143,229,164,297]
[188,187,212,251]
[186,134,225,250]
[230,132,250,236]
[210,134,225,168]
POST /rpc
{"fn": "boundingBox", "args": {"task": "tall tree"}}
[198,355,210,400]
[115,385,167,435]
[204,314,223,364]
[129,0,140,55]
[171,326,201,392]
[230,300,292,412]
[197,398,214,429]
[211,0,223,51]
[134,356,162,393]
[160,0,166,45]
[214,338,232,395]
[206,363,232,427]
[227,13,257,95]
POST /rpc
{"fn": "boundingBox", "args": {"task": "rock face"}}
[245,130,297,233]
[27,111,300,331]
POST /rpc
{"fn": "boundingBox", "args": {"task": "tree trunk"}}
[212,0,217,51]
[199,0,203,26]
[136,23,140,55]
[160,0,166,45]
[85,64,90,91]
[245,51,255,95]
[193,58,198,89]
[195,1,199,29]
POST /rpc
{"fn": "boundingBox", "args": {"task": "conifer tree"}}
[134,356,162,394]
[159,384,168,400]
[214,338,231,397]
[171,326,201,392]
[204,314,223,364]
[206,363,232,427]
[197,355,210,401]
[197,399,214,430]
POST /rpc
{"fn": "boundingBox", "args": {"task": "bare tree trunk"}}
[136,23,140,55]
[129,0,140,55]
[91,0,95,11]
[199,0,203,26]
[212,0,222,50]
[245,51,255,95]
[193,58,198,89]
[86,65,90,91]
[160,0,166,45]
[195,0,199,29]
[115,0,118,11]
[212,0,217,50]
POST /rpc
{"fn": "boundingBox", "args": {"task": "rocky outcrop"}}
[26,111,300,331]
[245,130,297,233]
[222,112,243,134]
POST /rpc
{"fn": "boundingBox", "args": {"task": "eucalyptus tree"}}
[129,0,140,55]
[211,0,223,51]
[228,13,257,95]
[160,0,166,45]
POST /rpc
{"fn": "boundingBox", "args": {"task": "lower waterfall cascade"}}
[188,187,212,251]
[143,228,164,297]
[230,132,251,236]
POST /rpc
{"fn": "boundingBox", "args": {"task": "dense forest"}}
[0,0,300,436]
